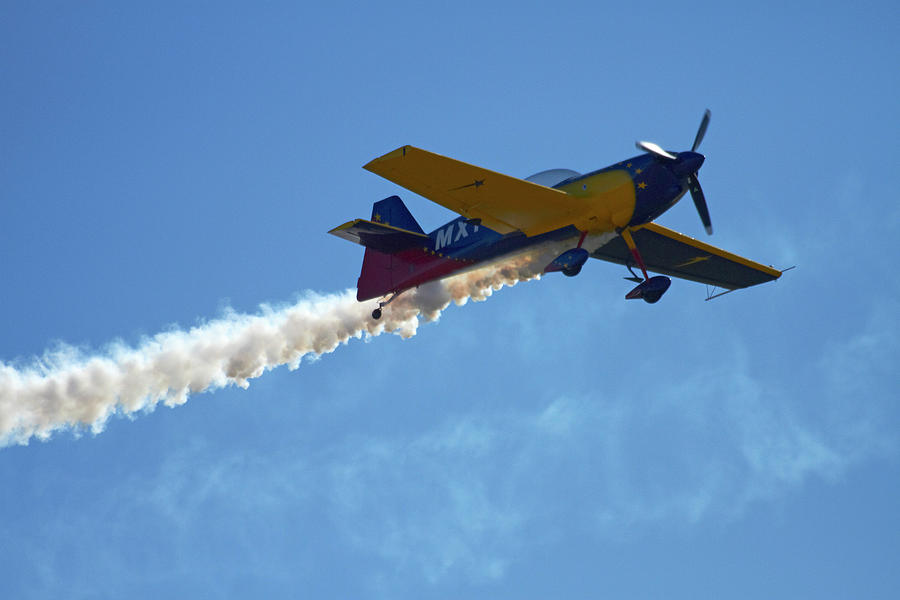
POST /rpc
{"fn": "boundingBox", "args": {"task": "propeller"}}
[635,140,677,160]
[692,109,711,151]
[687,109,712,234]
[635,109,714,235]
[688,174,712,235]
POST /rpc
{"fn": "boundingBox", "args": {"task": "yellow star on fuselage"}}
[638,182,647,189]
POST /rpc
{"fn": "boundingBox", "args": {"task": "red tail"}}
[356,196,426,301]
[358,248,403,301]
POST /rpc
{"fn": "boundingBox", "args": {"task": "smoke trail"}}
[0,244,570,446]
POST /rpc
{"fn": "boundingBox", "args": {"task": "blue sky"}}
[1,1,898,598]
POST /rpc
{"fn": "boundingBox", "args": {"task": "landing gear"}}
[626,275,671,303]
[620,228,671,304]
[545,248,589,275]
[545,231,590,276]
[624,263,644,283]
[370,290,405,320]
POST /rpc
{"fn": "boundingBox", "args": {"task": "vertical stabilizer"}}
[370,195,424,233]
[357,196,423,301]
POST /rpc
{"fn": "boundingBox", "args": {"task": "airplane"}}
[329,111,784,320]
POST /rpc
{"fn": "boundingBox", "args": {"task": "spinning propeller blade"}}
[688,174,712,235]
[692,109,711,152]
[635,140,677,160]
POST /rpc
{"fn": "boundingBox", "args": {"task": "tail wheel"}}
[372,308,382,320]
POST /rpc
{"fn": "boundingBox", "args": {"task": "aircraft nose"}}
[673,151,705,177]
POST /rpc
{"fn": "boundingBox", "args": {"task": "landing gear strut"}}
[371,291,403,320]
[620,228,671,304]
[564,231,587,277]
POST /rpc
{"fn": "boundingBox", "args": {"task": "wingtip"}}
[328,219,360,235]
[363,145,412,171]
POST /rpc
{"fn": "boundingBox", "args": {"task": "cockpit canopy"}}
[524,168,581,188]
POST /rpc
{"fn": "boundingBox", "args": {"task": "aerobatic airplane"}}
[329,111,784,320]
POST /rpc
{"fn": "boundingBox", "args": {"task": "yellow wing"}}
[364,145,584,235]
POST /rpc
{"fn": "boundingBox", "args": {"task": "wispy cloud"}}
[29,310,893,596]
[101,306,895,588]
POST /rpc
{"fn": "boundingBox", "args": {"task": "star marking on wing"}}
[626,163,632,168]
[635,168,643,174]
[637,182,647,189]
[450,179,485,191]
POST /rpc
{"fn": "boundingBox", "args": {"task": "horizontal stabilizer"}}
[329,219,430,254]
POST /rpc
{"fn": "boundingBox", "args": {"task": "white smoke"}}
[0,244,571,446]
